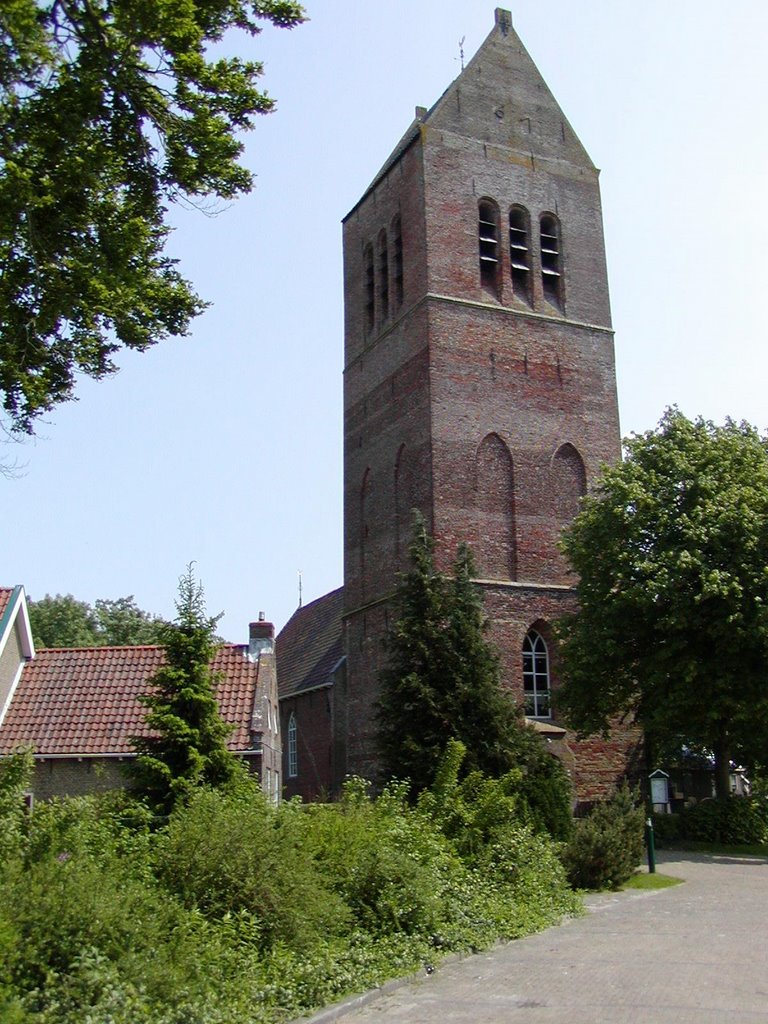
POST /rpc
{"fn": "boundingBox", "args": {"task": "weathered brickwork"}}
[341,10,641,802]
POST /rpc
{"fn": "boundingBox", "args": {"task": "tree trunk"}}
[712,728,732,801]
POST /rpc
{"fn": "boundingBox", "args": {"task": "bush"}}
[561,783,645,890]
[681,797,768,845]
[650,812,682,847]
[154,785,350,950]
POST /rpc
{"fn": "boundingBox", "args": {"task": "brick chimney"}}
[249,612,274,657]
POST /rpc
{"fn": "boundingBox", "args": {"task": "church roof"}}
[0,643,263,756]
[276,587,344,699]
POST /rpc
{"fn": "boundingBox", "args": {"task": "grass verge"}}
[623,872,683,891]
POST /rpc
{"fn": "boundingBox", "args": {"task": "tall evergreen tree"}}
[130,566,242,813]
[377,516,572,837]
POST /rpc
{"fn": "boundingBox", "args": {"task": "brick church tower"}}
[341,8,636,801]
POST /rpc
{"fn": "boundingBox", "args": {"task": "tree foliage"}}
[129,565,242,813]
[557,409,768,798]
[0,0,304,432]
[377,515,572,837]
[29,592,167,647]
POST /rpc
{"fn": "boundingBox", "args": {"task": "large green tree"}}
[377,516,572,838]
[557,409,768,798]
[130,565,242,813]
[0,0,304,433]
[29,592,167,647]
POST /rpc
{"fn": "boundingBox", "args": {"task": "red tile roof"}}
[276,587,344,699]
[0,644,261,756]
[0,588,16,625]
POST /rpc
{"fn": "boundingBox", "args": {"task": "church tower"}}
[342,10,631,799]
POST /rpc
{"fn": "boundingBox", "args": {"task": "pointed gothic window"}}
[509,206,531,303]
[540,213,562,308]
[479,200,500,295]
[523,630,551,718]
[377,229,389,324]
[363,244,374,334]
[287,712,298,778]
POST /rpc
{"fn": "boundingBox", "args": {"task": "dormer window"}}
[478,200,500,295]
[540,213,562,308]
[509,206,531,303]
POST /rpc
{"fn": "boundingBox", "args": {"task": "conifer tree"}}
[130,566,242,813]
[377,516,572,837]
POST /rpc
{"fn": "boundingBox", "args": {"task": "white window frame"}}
[287,712,298,778]
[523,629,551,719]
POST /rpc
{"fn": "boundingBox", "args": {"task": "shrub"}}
[154,785,350,950]
[681,797,768,845]
[561,783,645,890]
[650,812,682,847]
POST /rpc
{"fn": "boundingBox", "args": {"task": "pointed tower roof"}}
[348,9,595,217]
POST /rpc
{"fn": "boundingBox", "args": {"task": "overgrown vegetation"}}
[0,745,581,1023]
[377,516,572,840]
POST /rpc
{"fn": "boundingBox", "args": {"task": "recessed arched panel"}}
[475,432,516,580]
[391,215,404,310]
[552,443,586,522]
[360,467,372,588]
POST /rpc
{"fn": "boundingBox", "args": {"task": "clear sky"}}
[4,1,768,641]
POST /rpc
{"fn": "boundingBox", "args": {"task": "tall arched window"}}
[509,206,531,303]
[377,229,389,324]
[287,712,298,778]
[540,213,562,308]
[478,200,500,295]
[475,433,516,580]
[523,630,551,718]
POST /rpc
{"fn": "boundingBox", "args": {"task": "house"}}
[278,9,642,804]
[0,586,282,801]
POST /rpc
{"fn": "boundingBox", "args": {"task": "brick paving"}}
[307,851,768,1024]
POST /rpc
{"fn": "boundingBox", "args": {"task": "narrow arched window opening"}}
[479,200,500,295]
[363,244,374,334]
[509,206,531,303]
[523,629,551,718]
[540,213,562,308]
[392,216,404,310]
[377,230,389,324]
[287,712,298,778]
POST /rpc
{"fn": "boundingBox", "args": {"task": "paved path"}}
[309,851,768,1024]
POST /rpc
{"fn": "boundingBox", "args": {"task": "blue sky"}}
[4,1,768,640]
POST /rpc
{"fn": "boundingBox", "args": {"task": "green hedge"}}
[681,797,768,845]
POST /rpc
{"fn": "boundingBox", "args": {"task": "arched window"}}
[287,712,298,778]
[540,213,562,308]
[392,215,404,310]
[475,433,516,580]
[509,206,531,303]
[377,229,389,324]
[478,200,500,295]
[523,630,551,718]
[363,243,374,334]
